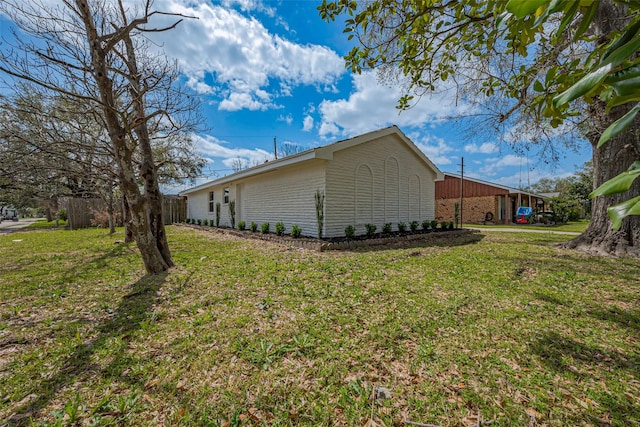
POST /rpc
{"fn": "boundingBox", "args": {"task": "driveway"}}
[0,218,43,236]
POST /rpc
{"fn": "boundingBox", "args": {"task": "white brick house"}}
[181,126,444,238]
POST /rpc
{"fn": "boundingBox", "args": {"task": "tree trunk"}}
[123,33,174,268]
[107,189,115,235]
[123,195,134,243]
[562,1,640,256]
[563,104,640,256]
[75,0,172,274]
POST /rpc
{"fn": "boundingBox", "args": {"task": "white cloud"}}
[464,142,498,154]
[278,114,293,125]
[194,134,273,173]
[477,154,527,177]
[409,132,456,166]
[317,71,475,138]
[148,1,345,111]
[302,115,314,131]
[220,0,275,16]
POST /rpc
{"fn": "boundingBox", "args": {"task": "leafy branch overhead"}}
[319,0,640,231]
[502,0,640,229]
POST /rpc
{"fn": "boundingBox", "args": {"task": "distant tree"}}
[564,162,594,207]
[528,178,560,194]
[0,0,202,273]
[278,142,304,158]
[230,157,247,172]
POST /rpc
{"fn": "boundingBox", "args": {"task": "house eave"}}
[180,150,319,195]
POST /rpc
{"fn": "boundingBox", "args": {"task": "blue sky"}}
[1,0,591,192]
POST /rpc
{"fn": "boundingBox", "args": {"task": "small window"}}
[224,187,230,204]
[208,191,215,213]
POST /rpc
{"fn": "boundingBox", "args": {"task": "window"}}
[208,191,215,213]
[224,187,230,204]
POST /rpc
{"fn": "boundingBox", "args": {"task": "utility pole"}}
[273,136,278,159]
[459,157,464,228]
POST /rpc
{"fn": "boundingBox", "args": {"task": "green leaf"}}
[605,63,640,85]
[555,21,640,108]
[607,195,640,230]
[574,2,599,39]
[599,33,640,69]
[590,161,640,197]
[555,1,579,38]
[533,79,544,92]
[506,0,547,18]
[601,18,640,63]
[597,103,640,147]
[553,63,613,107]
[606,92,640,108]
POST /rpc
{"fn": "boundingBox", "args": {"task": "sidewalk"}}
[465,226,581,236]
[0,218,43,236]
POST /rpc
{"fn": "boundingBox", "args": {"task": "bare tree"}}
[230,157,247,173]
[277,142,304,158]
[0,0,201,273]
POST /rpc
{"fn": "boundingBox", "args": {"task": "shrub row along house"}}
[182,126,444,238]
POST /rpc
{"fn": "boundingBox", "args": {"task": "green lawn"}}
[0,226,638,426]
[465,220,590,233]
[24,219,68,229]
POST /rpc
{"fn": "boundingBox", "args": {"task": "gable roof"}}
[442,173,545,198]
[181,126,444,195]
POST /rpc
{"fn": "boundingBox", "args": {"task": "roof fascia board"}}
[181,151,318,194]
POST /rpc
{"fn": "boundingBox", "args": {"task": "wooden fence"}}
[163,196,187,224]
[65,195,186,229]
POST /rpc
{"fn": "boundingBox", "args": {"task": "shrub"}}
[261,222,270,234]
[291,224,302,238]
[229,200,236,228]
[315,190,324,238]
[344,225,356,239]
[430,220,438,229]
[382,222,392,233]
[440,221,448,229]
[410,220,419,231]
[197,219,202,225]
[365,223,377,238]
[449,221,455,230]
[422,220,430,230]
[275,221,285,236]
[397,222,407,232]
[186,218,191,224]
[250,221,258,232]
[238,220,246,231]
[208,219,214,227]
[57,209,67,221]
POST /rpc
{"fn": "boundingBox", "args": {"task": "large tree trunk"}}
[76,0,173,274]
[562,1,640,256]
[563,106,640,256]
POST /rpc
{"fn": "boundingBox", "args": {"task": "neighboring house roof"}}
[538,192,561,199]
[181,125,444,195]
[442,173,545,198]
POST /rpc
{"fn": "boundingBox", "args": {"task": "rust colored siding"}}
[435,175,509,198]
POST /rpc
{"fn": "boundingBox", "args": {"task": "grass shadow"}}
[5,272,167,425]
[529,331,640,423]
[589,306,640,334]
[530,331,638,373]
